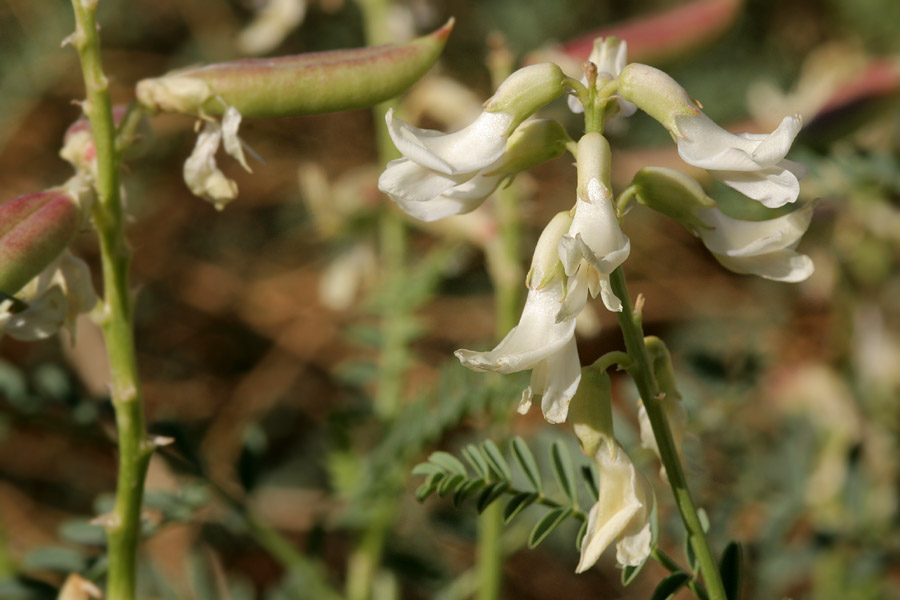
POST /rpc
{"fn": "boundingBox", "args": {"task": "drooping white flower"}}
[378,63,567,221]
[695,204,815,282]
[183,106,252,209]
[577,438,653,571]
[627,166,815,283]
[618,63,805,208]
[568,37,637,119]
[0,252,96,342]
[675,113,806,209]
[455,212,581,424]
[557,133,630,315]
[380,117,570,222]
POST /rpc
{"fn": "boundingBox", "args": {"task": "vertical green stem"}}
[344,1,406,598]
[609,268,726,600]
[69,2,153,599]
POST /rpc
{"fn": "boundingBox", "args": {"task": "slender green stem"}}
[69,2,152,599]
[609,268,726,600]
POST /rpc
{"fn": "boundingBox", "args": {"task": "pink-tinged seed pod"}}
[136,20,455,118]
[0,189,81,296]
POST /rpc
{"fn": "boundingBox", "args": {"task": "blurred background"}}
[1,0,899,598]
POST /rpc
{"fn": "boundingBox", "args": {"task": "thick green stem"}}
[69,3,152,599]
[609,268,726,600]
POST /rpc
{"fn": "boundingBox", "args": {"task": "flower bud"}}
[0,189,82,296]
[484,62,567,132]
[136,20,454,118]
[628,166,716,233]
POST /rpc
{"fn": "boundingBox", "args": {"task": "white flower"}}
[455,212,581,424]
[378,63,567,221]
[377,109,512,221]
[618,63,806,208]
[568,37,636,118]
[558,134,630,315]
[676,113,806,208]
[577,439,652,571]
[0,252,96,342]
[455,276,580,424]
[695,204,815,282]
[183,106,252,209]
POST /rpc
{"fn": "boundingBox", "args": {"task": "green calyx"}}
[136,20,455,118]
[568,366,615,457]
[484,62,567,133]
[617,63,700,135]
[493,118,571,178]
[627,166,715,233]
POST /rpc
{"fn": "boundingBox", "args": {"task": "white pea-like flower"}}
[183,106,252,209]
[695,204,815,282]
[557,133,630,315]
[455,212,581,424]
[577,438,653,571]
[1,252,97,342]
[618,63,806,208]
[377,109,510,221]
[378,63,567,221]
[628,166,815,283]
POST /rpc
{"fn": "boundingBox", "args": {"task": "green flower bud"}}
[628,166,715,233]
[136,20,454,118]
[0,188,83,296]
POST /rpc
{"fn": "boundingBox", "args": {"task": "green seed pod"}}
[136,20,455,118]
[0,189,81,296]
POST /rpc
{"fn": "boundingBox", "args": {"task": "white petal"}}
[57,253,97,338]
[537,336,582,423]
[183,122,238,206]
[455,279,574,374]
[713,166,801,208]
[221,106,251,172]
[2,286,67,341]
[378,158,471,205]
[749,115,803,166]
[697,206,813,256]
[616,512,652,567]
[385,109,512,175]
[576,442,647,572]
[712,248,815,282]
[676,113,801,171]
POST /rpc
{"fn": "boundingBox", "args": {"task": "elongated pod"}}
[137,20,454,118]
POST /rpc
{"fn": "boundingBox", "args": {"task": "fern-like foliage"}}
[412,437,596,550]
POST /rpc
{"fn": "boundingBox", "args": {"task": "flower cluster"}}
[379,37,813,572]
